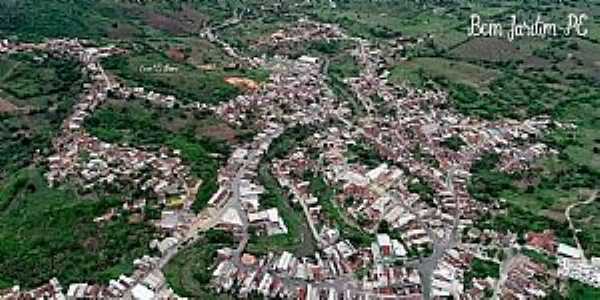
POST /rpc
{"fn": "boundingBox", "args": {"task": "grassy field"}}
[470,154,573,243]
[219,17,291,52]
[0,168,155,289]
[389,57,500,90]
[149,37,237,67]
[306,1,431,40]
[370,1,600,121]
[102,44,268,105]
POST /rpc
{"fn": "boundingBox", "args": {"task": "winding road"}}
[565,190,598,263]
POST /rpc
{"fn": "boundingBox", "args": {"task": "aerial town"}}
[0,1,599,300]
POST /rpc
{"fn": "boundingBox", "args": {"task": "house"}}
[131,284,154,300]
[248,208,288,236]
[277,251,294,272]
[153,237,178,254]
[208,186,230,207]
[159,210,180,232]
[392,239,407,257]
[366,163,388,182]
[377,234,393,257]
[557,243,583,259]
[216,208,244,232]
[526,230,556,253]
[298,55,319,64]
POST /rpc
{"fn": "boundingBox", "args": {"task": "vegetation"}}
[441,135,466,152]
[0,53,83,180]
[521,248,557,269]
[470,153,573,241]
[247,164,317,257]
[571,198,600,258]
[247,125,319,256]
[218,16,292,53]
[408,178,435,207]
[327,71,364,117]
[566,280,600,300]
[308,174,373,247]
[164,231,235,299]
[0,0,261,42]
[0,0,124,41]
[0,168,155,289]
[346,141,386,168]
[389,57,499,90]
[470,126,598,245]
[463,258,500,289]
[468,153,514,204]
[265,125,317,161]
[102,45,268,105]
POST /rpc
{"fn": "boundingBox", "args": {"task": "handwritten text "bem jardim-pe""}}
[468,13,589,41]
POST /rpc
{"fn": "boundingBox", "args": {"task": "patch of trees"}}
[467,153,514,203]
[441,135,466,151]
[463,258,499,289]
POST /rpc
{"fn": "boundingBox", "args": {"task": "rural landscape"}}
[0,0,599,299]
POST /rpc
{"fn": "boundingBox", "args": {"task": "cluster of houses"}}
[0,256,177,300]
[213,54,348,127]
[208,22,572,299]
[0,39,11,53]
[24,40,196,210]
[113,84,178,108]
[254,18,346,49]
[430,248,473,298]
[500,256,549,299]
[348,37,555,216]
[559,257,600,288]
[0,39,192,299]
[1,40,194,208]
[209,121,287,237]
[48,131,192,203]
[211,237,422,300]
[206,37,421,298]
[273,124,441,253]
[525,229,600,289]
[2,14,595,299]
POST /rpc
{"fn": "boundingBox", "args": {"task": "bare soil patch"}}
[0,98,17,113]
[144,11,187,35]
[167,48,187,62]
[197,123,238,143]
[224,77,260,92]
